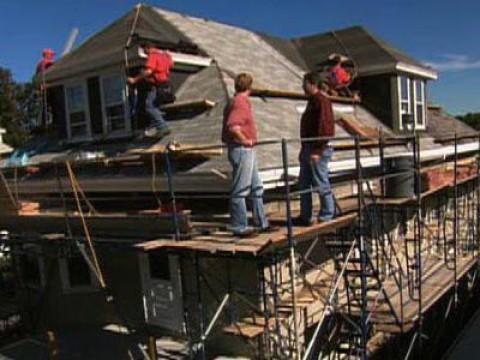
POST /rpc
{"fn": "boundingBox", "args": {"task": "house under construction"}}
[1,4,480,360]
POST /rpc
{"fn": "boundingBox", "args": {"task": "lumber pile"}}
[18,201,40,216]
[422,164,477,191]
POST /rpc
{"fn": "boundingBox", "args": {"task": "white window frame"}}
[99,72,131,136]
[18,244,45,289]
[59,254,99,294]
[397,76,412,131]
[413,79,426,130]
[64,80,92,142]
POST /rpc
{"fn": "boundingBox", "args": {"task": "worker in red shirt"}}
[127,42,174,138]
[222,73,274,237]
[327,54,351,94]
[294,72,336,226]
[36,48,55,75]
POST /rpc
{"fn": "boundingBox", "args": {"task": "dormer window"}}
[100,74,130,134]
[65,82,91,140]
[397,76,426,131]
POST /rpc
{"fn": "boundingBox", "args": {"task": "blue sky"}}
[1,0,479,115]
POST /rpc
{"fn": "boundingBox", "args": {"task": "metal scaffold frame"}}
[1,131,480,359]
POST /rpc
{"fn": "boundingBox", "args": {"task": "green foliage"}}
[0,67,38,147]
[457,112,480,131]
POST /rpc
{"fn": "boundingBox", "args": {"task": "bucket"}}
[385,156,415,198]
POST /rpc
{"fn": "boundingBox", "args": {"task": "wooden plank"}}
[250,88,361,104]
[160,99,216,111]
[0,212,191,240]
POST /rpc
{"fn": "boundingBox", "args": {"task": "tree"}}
[0,67,37,147]
[457,112,480,130]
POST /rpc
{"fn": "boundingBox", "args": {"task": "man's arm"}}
[127,68,153,85]
[230,126,253,147]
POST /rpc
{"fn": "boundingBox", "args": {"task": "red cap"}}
[42,48,55,59]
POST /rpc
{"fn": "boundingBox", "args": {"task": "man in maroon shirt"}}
[222,73,272,237]
[128,42,174,138]
[295,72,336,226]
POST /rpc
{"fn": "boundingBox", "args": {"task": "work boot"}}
[145,126,171,138]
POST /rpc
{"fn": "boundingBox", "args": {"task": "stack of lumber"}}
[18,201,40,216]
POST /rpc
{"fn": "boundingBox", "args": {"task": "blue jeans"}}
[228,145,269,234]
[298,145,335,222]
[145,86,169,130]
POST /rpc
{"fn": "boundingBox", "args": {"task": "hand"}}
[127,77,136,85]
[310,153,321,162]
[243,139,254,147]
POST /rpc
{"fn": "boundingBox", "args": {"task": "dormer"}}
[292,26,438,133]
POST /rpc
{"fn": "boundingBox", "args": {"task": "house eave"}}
[358,62,438,80]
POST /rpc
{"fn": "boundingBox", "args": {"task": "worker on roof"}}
[326,53,351,95]
[127,41,174,138]
[294,72,336,226]
[222,73,275,238]
[36,48,55,75]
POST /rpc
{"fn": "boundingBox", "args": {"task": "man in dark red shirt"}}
[295,72,336,226]
[128,42,174,138]
[222,73,272,237]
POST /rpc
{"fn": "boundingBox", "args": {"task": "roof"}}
[44,5,197,82]
[427,106,477,142]
[292,26,437,79]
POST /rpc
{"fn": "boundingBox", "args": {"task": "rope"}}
[68,168,97,215]
[0,169,18,210]
[65,161,106,289]
[150,154,162,209]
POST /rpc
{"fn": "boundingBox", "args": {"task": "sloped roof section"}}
[45,5,195,82]
[427,106,477,142]
[292,26,437,79]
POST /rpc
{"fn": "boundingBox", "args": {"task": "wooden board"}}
[136,213,357,256]
[0,211,191,240]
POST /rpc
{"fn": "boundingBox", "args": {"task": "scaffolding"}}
[1,132,480,359]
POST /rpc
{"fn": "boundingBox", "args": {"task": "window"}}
[148,252,171,281]
[65,83,90,139]
[398,76,427,130]
[101,74,129,133]
[18,245,44,288]
[59,254,98,293]
[399,76,413,130]
[414,80,426,128]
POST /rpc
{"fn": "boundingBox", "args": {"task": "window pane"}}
[149,252,171,281]
[415,80,423,102]
[67,256,92,287]
[416,104,424,125]
[70,111,86,125]
[400,77,409,101]
[67,85,85,112]
[20,255,41,285]
[401,102,409,114]
[70,124,88,138]
[102,75,124,105]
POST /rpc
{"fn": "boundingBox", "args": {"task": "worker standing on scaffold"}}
[222,73,275,238]
[294,72,336,226]
[127,41,174,138]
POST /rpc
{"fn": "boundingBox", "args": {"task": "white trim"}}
[413,79,426,130]
[260,141,480,189]
[99,72,131,136]
[397,76,412,131]
[396,62,438,80]
[357,62,438,80]
[59,255,100,294]
[64,80,92,141]
[138,47,212,67]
